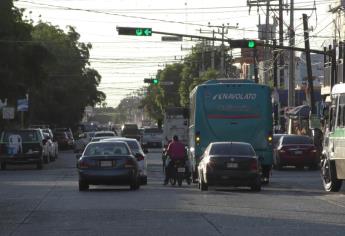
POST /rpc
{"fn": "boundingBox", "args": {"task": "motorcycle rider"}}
[164,135,187,185]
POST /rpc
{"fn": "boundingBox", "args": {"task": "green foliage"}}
[0,2,105,129]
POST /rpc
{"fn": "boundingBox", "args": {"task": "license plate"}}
[177,167,185,173]
[227,163,238,168]
[100,161,113,167]
[294,151,302,155]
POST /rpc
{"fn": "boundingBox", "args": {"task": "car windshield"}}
[209,143,255,156]
[84,142,130,156]
[2,130,39,142]
[282,136,313,145]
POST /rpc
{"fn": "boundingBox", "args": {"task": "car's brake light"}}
[250,159,258,171]
[125,158,136,168]
[78,159,96,169]
[136,154,144,161]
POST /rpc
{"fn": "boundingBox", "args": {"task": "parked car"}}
[142,127,163,148]
[274,134,319,170]
[54,128,74,148]
[42,128,59,160]
[42,132,55,163]
[197,142,261,191]
[77,141,141,191]
[54,131,74,150]
[0,129,47,169]
[103,137,148,185]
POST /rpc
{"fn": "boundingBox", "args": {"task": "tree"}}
[29,23,105,127]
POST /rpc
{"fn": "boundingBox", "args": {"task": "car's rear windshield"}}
[124,140,140,150]
[282,136,313,145]
[2,130,40,142]
[144,128,162,134]
[210,143,255,156]
[84,142,130,156]
[94,132,115,137]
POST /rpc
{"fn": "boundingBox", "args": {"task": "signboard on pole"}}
[3,107,15,120]
[17,99,28,112]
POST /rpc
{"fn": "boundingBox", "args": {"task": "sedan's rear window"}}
[210,143,255,156]
[2,130,40,142]
[84,142,130,156]
[282,136,313,145]
[94,132,115,137]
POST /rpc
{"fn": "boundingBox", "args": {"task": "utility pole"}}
[278,0,284,88]
[303,13,315,114]
[220,24,226,77]
[254,48,258,83]
[288,0,295,107]
[263,0,270,85]
[273,39,279,127]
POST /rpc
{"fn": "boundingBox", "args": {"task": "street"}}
[0,150,345,236]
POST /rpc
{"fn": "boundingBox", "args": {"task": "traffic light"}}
[144,78,159,84]
[230,39,259,48]
[117,27,152,36]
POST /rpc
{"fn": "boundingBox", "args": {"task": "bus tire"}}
[322,158,342,192]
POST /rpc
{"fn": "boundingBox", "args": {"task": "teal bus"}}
[189,80,273,182]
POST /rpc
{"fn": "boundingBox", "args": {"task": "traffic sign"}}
[3,107,15,120]
[117,27,152,36]
[161,36,182,42]
[160,81,174,85]
[17,99,28,112]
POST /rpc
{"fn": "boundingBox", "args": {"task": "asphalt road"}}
[0,150,345,236]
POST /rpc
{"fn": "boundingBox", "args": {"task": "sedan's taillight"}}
[125,158,136,168]
[78,159,96,169]
[207,158,216,168]
[250,159,258,171]
[136,154,144,161]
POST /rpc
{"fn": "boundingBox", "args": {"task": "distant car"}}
[54,131,74,149]
[142,127,163,148]
[54,128,74,148]
[74,132,95,153]
[0,129,46,169]
[43,132,55,163]
[102,137,148,185]
[197,142,261,191]
[121,124,141,141]
[77,141,141,191]
[274,134,319,170]
[42,128,59,160]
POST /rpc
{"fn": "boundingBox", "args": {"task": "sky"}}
[14,0,335,107]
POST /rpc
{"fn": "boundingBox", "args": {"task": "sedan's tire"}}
[140,176,148,185]
[251,177,262,192]
[79,180,89,191]
[200,174,208,191]
[321,158,343,192]
[1,162,6,170]
[36,159,43,170]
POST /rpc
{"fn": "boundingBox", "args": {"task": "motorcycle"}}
[167,158,191,187]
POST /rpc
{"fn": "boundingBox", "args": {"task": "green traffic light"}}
[153,79,158,84]
[248,40,256,48]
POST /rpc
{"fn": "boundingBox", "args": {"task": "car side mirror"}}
[76,154,82,160]
[143,148,148,154]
